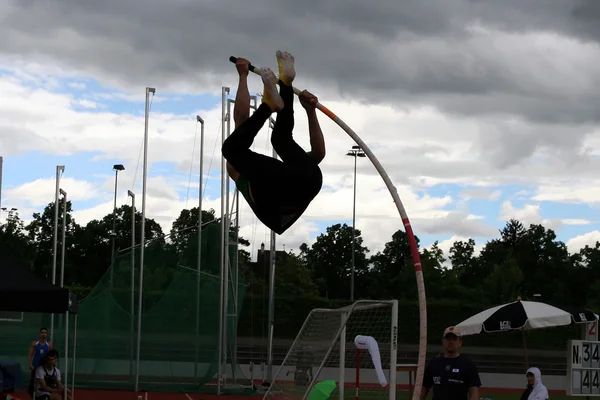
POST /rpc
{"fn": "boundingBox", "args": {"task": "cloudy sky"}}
[1,0,600,262]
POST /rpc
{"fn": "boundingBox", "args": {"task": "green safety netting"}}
[0,220,252,395]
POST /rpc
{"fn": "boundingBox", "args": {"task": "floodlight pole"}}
[111,164,125,286]
[346,146,366,301]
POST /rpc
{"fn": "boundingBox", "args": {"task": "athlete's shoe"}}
[260,67,284,111]
[276,50,295,86]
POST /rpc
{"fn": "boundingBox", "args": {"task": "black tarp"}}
[0,253,77,314]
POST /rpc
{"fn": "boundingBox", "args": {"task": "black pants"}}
[222,83,322,234]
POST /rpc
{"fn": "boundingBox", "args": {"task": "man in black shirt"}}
[422,326,481,400]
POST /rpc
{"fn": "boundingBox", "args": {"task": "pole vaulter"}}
[228,55,428,400]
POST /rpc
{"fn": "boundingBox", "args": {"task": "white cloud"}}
[567,231,600,254]
[498,201,594,234]
[563,219,593,226]
[67,82,86,90]
[459,188,502,201]
[77,99,97,109]
[532,180,600,204]
[2,58,600,260]
[4,176,99,208]
[0,68,501,253]
[433,235,486,269]
[499,201,563,230]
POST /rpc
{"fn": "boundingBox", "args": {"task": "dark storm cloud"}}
[2,0,600,129]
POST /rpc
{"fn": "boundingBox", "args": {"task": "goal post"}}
[264,300,398,400]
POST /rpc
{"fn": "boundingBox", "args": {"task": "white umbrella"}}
[455,299,598,369]
[456,300,597,336]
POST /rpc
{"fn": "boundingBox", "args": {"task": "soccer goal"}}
[264,300,398,400]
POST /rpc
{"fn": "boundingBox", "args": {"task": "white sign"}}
[569,340,600,396]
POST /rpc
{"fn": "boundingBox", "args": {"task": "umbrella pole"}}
[521,330,529,370]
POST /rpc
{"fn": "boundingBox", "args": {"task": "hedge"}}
[68,285,581,350]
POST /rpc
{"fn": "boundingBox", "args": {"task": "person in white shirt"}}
[520,367,549,400]
[33,349,73,400]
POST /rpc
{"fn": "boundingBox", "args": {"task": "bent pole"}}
[228,56,428,400]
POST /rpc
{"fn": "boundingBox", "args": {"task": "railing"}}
[0,334,569,375]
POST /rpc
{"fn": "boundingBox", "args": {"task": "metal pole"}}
[221,98,235,387]
[217,86,229,394]
[128,190,135,383]
[71,314,78,397]
[135,86,155,392]
[194,115,204,383]
[50,165,64,344]
[266,126,277,382]
[59,188,67,390]
[60,189,67,288]
[63,311,69,400]
[389,300,399,400]
[233,185,240,383]
[338,311,347,400]
[228,96,253,384]
[266,233,276,382]
[351,154,357,301]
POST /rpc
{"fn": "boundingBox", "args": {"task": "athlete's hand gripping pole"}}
[229,56,335,119]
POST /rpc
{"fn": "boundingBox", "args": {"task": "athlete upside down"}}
[221,51,326,234]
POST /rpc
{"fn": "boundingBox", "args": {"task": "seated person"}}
[33,350,73,400]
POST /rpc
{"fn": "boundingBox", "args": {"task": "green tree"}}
[367,229,417,299]
[448,238,485,303]
[275,251,319,297]
[393,241,447,301]
[300,223,369,299]
[25,201,81,281]
[74,204,166,287]
[482,255,524,303]
[0,210,35,268]
[449,238,478,285]
[170,207,217,251]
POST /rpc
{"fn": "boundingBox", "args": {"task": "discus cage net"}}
[0,219,253,395]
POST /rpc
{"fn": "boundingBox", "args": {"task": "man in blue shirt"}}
[27,327,52,396]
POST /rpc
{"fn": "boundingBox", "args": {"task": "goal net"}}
[264,300,398,400]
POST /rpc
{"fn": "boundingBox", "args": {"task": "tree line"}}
[2,201,600,318]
